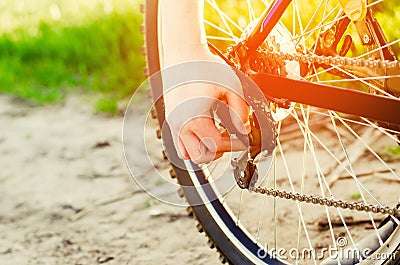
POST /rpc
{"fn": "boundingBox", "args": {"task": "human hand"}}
[163,46,251,164]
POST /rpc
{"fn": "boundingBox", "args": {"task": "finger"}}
[220,128,229,138]
[180,130,225,164]
[167,121,190,161]
[212,152,224,161]
[216,138,247,153]
[195,148,223,164]
[190,117,225,153]
[180,131,204,163]
[225,91,251,135]
[178,136,190,160]
[219,128,248,151]
[191,117,247,152]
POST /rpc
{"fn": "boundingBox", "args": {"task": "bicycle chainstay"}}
[226,39,400,216]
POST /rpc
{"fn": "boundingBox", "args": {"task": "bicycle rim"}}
[142,0,400,264]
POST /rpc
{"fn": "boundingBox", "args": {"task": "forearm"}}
[160,0,208,65]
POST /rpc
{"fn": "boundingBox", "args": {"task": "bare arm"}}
[159,0,250,164]
[160,0,207,58]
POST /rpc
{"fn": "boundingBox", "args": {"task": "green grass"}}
[1,0,399,110]
[351,193,362,200]
[0,0,145,107]
[144,198,158,209]
[95,97,119,115]
[387,145,400,156]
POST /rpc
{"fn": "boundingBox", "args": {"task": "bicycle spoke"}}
[361,117,400,145]
[202,0,399,261]
[308,38,400,88]
[332,111,400,183]
[310,0,330,56]
[276,136,318,264]
[278,113,326,261]
[290,106,340,261]
[206,36,237,42]
[292,0,306,48]
[289,0,383,46]
[356,38,400,60]
[146,0,400,263]
[273,147,278,252]
[237,189,244,225]
[317,74,400,83]
[261,0,270,7]
[290,110,398,213]
[246,0,257,22]
[294,108,359,253]
[305,57,397,98]
[293,106,400,135]
[301,0,329,39]
[291,0,296,37]
[291,106,400,198]
[291,4,341,46]
[255,194,267,243]
[296,126,309,265]
[328,63,397,98]
[295,0,332,50]
[304,4,344,45]
[329,111,384,245]
[205,0,244,33]
[295,115,350,261]
[295,109,400,229]
[204,20,239,39]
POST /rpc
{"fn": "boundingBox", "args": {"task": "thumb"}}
[226,91,251,135]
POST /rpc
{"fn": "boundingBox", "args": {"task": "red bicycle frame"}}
[235,0,400,125]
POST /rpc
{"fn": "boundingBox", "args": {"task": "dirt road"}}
[0,95,219,265]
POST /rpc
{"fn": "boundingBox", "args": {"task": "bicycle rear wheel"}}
[142,0,400,264]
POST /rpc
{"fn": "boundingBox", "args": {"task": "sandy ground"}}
[1,94,399,265]
[0,95,220,265]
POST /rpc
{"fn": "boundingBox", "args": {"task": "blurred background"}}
[0,0,399,112]
[0,0,144,114]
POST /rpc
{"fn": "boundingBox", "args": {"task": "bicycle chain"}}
[249,186,400,216]
[262,49,400,69]
[230,42,400,216]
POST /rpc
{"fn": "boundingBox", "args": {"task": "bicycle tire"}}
[141,1,400,264]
